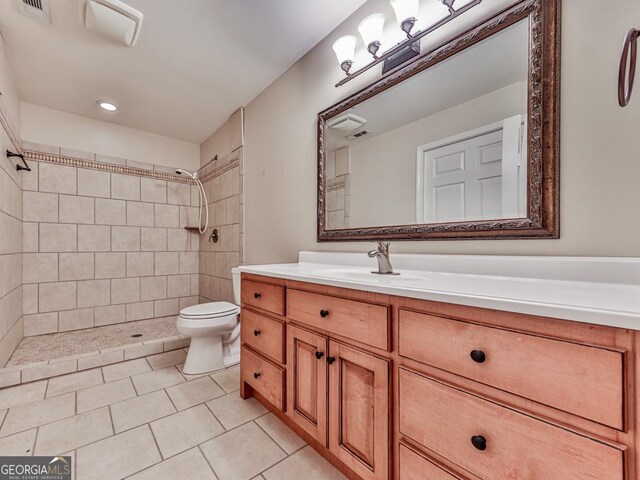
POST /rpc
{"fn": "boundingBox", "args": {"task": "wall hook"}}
[6,150,31,172]
[619,28,640,107]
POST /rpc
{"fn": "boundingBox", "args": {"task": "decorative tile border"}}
[199,152,240,183]
[24,149,195,184]
[0,334,190,388]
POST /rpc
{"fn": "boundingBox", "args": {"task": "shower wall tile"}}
[23,192,58,223]
[78,169,111,198]
[39,224,77,252]
[95,199,126,226]
[78,225,111,252]
[38,163,77,195]
[111,174,140,201]
[95,253,126,279]
[18,154,200,338]
[141,179,167,204]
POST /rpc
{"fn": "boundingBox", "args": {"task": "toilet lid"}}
[180,301,239,319]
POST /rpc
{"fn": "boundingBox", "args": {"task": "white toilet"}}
[177,268,242,374]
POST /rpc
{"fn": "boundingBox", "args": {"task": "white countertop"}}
[238,252,640,330]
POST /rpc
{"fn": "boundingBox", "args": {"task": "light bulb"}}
[390,0,419,35]
[332,35,357,74]
[358,13,385,57]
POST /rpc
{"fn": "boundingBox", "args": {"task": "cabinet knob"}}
[253,372,261,379]
[253,330,261,336]
[471,435,487,451]
[320,310,330,318]
[254,292,261,299]
[326,356,336,365]
[470,350,486,363]
[315,351,324,360]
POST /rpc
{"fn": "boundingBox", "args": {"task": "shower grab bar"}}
[619,28,640,107]
[6,150,31,172]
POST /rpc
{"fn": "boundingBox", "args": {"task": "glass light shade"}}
[390,0,419,24]
[332,35,357,65]
[358,13,385,49]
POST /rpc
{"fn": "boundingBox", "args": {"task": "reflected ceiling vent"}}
[15,0,51,23]
[327,113,367,133]
[346,130,372,140]
[82,0,144,47]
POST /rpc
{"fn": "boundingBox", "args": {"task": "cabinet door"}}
[287,325,328,446]
[328,341,389,480]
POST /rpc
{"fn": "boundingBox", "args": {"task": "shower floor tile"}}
[6,318,178,367]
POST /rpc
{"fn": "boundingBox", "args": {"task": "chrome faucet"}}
[368,242,398,275]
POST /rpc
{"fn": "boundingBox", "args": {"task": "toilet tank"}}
[231,268,241,305]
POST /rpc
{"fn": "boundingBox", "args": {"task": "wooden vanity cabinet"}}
[240,273,637,480]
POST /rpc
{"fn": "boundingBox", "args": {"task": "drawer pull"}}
[327,356,336,365]
[253,330,261,336]
[315,351,324,360]
[254,292,261,299]
[471,435,487,451]
[470,350,486,363]
[253,372,261,379]
[320,309,330,318]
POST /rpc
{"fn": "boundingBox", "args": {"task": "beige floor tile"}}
[102,358,151,382]
[177,363,212,381]
[200,422,286,480]
[206,393,267,430]
[77,378,136,413]
[77,425,161,480]
[34,407,113,455]
[263,446,347,480]
[150,404,224,459]
[210,366,240,393]
[127,448,217,480]
[46,369,104,397]
[146,349,187,370]
[111,390,176,433]
[131,366,185,395]
[255,413,306,454]
[0,392,75,437]
[0,429,37,455]
[165,376,225,410]
[0,380,47,410]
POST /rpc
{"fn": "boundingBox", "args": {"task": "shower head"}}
[175,168,198,180]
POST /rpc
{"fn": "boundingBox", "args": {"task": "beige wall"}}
[200,108,244,167]
[20,103,199,171]
[243,0,640,264]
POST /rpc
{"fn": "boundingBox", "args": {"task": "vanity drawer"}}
[399,444,465,480]
[399,368,624,480]
[398,309,624,429]
[241,346,285,411]
[241,279,285,316]
[287,289,389,350]
[241,310,285,364]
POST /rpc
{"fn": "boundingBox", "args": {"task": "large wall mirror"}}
[318,0,559,241]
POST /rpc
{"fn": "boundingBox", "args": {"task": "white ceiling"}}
[0,0,367,142]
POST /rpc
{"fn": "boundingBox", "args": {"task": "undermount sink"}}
[310,267,429,283]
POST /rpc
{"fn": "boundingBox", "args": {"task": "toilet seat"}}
[179,301,239,320]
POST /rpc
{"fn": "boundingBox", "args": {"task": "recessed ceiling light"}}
[97,101,118,112]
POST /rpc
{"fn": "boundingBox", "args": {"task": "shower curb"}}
[0,335,190,388]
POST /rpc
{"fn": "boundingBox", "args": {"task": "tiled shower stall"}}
[0,121,243,385]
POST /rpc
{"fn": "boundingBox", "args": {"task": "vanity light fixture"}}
[97,100,118,111]
[358,13,386,58]
[332,35,357,74]
[333,0,482,87]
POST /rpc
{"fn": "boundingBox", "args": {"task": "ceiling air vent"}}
[346,130,372,140]
[16,0,51,23]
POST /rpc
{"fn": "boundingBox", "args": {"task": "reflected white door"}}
[417,116,525,223]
